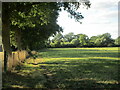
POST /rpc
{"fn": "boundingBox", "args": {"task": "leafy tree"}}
[71,39,79,47]
[52,33,63,42]
[50,33,64,48]
[2,1,91,72]
[63,42,73,47]
[89,36,98,46]
[114,36,120,46]
[64,32,75,42]
[102,33,114,46]
[78,34,89,47]
[9,3,61,50]
[94,33,114,47]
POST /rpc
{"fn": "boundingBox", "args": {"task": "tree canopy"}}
[2,1,91,72]
[2,2,91,51]
[48,32,118,48]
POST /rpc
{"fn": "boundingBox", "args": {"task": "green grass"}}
[3,47,120,89]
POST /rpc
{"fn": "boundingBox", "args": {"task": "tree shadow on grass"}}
[2,58,120,89]
[37,59,119,89]
[3,72,36,88]
[2,70,48,89]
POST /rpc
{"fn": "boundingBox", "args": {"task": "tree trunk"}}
[15,29,22,63]
[15,29,22,51]
[2,21,12,72]
[2,3,12,72]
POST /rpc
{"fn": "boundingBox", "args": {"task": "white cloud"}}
[91,1,117,9]
[57,0,119,39]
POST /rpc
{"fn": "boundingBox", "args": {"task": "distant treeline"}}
[46,32,120,48]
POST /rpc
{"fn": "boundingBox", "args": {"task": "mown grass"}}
[2,47,120,89]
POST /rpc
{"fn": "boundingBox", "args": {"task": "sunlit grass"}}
[43,57,119,61]
[44,47,119,50]
[3,47,119,89]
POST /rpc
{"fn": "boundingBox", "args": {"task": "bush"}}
[71,39,79,47]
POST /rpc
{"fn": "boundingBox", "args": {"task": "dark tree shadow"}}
[2,48,120,89]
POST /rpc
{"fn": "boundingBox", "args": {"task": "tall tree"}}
[2,1,91,72]
[78,34,89,47]
[64,32,75,42]
[89,36,98,46]
[114,36,120,46]
[94,33,114,47]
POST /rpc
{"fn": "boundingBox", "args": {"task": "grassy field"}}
[3,47,120,89]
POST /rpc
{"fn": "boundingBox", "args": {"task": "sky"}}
[57,0,119,39]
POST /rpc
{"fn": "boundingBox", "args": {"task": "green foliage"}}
[10,31,17,48]
[59,1,91,22]
[114,36,120,46]
[71,39,79,46]
[0,18,1,45]
[47,32,118,48]
[52,33,63,41]
[50,42,56,48]
[64,32,75,42]
[2,1,91,72]
[10,3,54,28]
[94,33,114,47]
[8,2,90,50]
[51,40,61,48]
[9,2,63,50]
[78,34,89,47]
[63,42,73,47]
[89,36,98,46]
